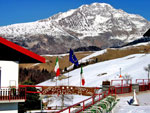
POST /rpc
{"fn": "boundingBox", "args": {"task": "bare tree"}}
[43,94,73,110]
[123,74,132,85]
[55,94,73,109]
[144,64,150,82]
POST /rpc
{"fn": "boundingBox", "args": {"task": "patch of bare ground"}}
[19,51,93,72]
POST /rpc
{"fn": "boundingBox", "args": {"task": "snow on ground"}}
[39,53,150,87]
[41,53,68,57]
[42,50,104,59]
[32,53,68,66]
[120,41,150,50]
[132,42,150,47]
[67,49,107,70]
[43,95,90,107]
[114,91,150,113]
[79,49,107,63]
[38,53,150,108]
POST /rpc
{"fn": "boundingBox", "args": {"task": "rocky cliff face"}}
[0,3,150,54]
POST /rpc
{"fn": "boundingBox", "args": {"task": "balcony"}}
[0,87,26,103]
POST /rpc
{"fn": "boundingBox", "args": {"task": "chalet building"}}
[0,36,45,113]
[143,28,150,37]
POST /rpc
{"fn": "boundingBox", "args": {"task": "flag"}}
[80,66,85,86]
[54,57,60,77]
[69,49,79,66]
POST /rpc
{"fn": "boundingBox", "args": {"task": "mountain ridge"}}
[0,3,150,54]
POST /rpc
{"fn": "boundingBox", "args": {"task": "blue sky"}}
[0,0,149,26]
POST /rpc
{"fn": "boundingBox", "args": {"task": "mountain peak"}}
[91,2,113,7]
[0,3,150,54]
[79,2,113,9]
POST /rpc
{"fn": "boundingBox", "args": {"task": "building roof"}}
[143,29,150,37]
[0,36,45,63]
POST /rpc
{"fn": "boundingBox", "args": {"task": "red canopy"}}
[0,37,45,63]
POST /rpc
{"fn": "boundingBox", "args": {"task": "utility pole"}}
[119,68,122,78]
[120,68,121,75]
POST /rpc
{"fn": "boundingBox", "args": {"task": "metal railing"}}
[56,79,150,113]
[56,90,114,113]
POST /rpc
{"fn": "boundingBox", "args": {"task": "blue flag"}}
[69,49,79,66]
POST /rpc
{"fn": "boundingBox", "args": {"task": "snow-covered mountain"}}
[0,3,150,54]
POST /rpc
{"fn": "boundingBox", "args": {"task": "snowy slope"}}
[38,53,150,109]
[79,49,107,63]
[38,53,150,87]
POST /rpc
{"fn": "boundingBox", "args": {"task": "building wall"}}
[0,61,19,87]
[0,103,18,113]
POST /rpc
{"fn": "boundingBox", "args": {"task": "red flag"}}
[80,66,85,86]
[54,57,60,77]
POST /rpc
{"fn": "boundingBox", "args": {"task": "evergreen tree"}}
[18,81,41,113]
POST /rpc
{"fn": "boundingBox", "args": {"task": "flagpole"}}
[80,73,81,87]
[80,64,82,87]
[68,48,79,86]
[80,59,82,87]
[56,77,57,86]
[68,59,70,86]
[79,45,81,87]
